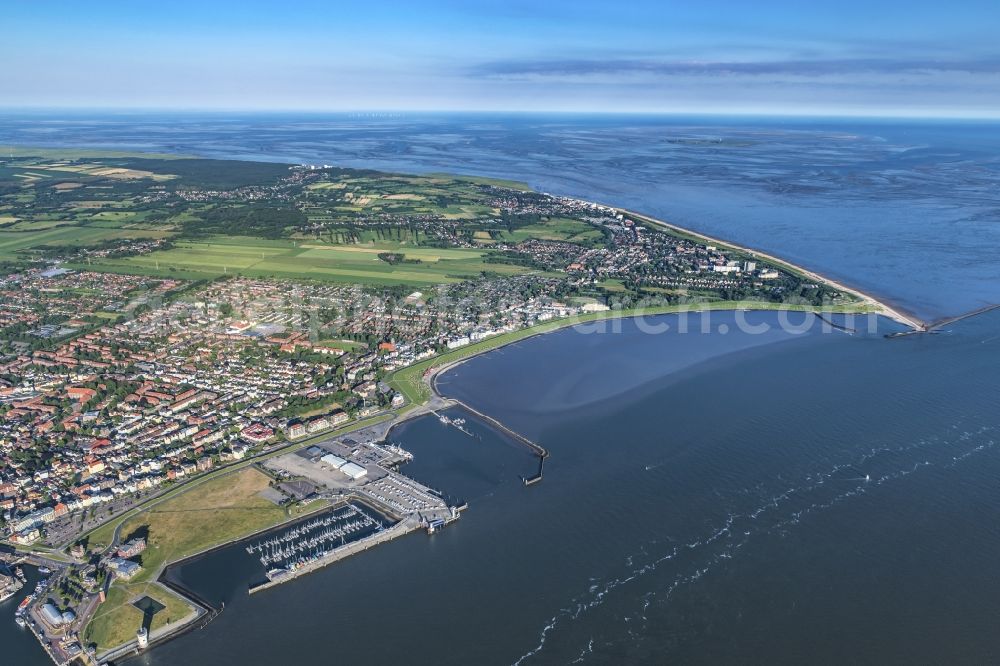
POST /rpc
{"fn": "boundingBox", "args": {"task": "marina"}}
[433,411,476,438]
[248,431,464,593]
[247,503,386,574]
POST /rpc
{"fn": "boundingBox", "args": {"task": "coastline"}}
[613,204,927,330]
[7,155,929,661]
[388,298,891,408]
[61,303,895,661]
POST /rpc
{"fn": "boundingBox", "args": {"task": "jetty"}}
[450,399,547,459]
[249,519,416,595]
[928,303,1000,330]
[427,350,548,485]
[886,303,1000,338]
[814,312,856,333]
[448,399,548,485]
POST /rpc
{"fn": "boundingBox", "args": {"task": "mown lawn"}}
[84,468,296,652]
[114,468,287,583]
[86,235,536,286]
[84,581,193,653]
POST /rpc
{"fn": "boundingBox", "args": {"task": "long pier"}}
[451,399,548,459]
[928,303,1000,330]
[248,520,415,595]
[448,399,548,485]
[428,351,548,485]
[887,303,1000,338]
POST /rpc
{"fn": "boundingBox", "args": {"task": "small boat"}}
[865,474,871,482]
[37,566,51,575]
[14,568,25,582]
[15,615,26,628]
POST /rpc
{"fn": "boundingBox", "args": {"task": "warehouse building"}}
[339,462,368,480]
[41,603,75,627]
[321,453,348,469]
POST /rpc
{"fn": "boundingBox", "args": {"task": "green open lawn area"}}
[92,468,288,577]
[315,338,368,351]
[425,172,532,191]
[81,466,338,652]
[81,413,392,560]
[300,171,516,219]
[86,235,538,285]
[500,216,605,244]
[84,581,194,653]
[0,225,170,260]
[6,219,77,231]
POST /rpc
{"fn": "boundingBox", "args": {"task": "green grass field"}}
[85,235,537,285]
[500,217,605,244]
[88,468,288,571]
[84,581,193,653]
[83,468,297,652]
[0,225,169,260]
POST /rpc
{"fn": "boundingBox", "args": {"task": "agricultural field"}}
[0,151,592,285]
[0,226,169,261]
[82,235,542,285]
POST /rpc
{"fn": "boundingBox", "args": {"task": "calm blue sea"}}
[1,115,998,665]
[128,312,1000,665]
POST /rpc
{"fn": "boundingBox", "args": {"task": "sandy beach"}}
[613,206,926,330]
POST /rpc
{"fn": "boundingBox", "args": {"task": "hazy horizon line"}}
[1,106,1000,123]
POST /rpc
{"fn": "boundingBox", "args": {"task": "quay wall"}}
[249,520,416,595]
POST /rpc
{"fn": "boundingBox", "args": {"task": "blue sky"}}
[2,0,999,117]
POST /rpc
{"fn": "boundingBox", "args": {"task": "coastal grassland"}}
[83,581,193,652]
[81,413,395,556]
[0,225,170,260]
[29,162,176,182]
[99,468,287,580]
[83,468,289,651]
[301,170,527,220]
[427,173,531,191]
[83,235,539,286]
[389,300,877,405]
[498,217,605,245]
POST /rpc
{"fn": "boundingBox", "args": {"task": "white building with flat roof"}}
[339,462,367,480]
[321,453,348,469]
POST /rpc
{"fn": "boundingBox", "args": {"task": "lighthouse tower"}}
[137,626,149,650]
